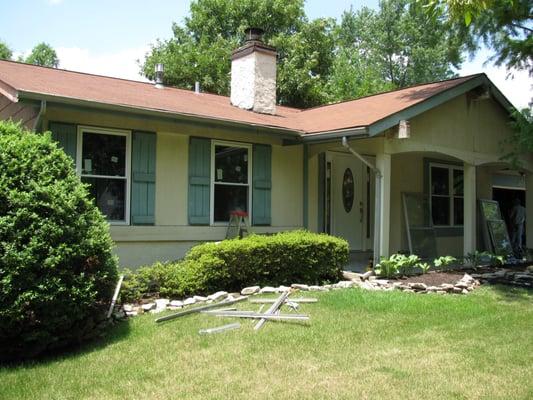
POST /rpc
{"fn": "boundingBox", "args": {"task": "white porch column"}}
[463,163,477,255]
[526,172,533,249]
[376,153,391,259]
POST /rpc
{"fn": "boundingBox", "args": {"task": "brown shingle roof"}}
[0,59,482,135]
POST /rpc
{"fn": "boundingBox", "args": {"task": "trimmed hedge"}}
[121,231,348,302]
[0,121,118,361]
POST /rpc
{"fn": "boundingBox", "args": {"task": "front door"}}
[329,152,366,250]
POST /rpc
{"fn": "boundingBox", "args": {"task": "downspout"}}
[341,136,382,268]
[32,100,47,132]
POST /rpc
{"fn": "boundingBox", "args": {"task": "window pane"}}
[215,145,248,184]
[431,196,450,225]
[82,132,126,177]
[453,169,464,196]
[431,167,449,195]
[454,197,464,225]
[82,177,126,221]
[214,184,248,222]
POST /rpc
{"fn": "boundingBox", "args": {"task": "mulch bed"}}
[391,271,465,286]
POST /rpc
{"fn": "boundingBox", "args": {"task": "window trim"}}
[210,140,253,226]
[76,125,132,225]
[429,162,464,228]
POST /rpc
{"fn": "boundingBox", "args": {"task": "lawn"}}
[1,286,532,400]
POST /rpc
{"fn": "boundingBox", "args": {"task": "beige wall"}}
[44,106,304,267]
[306,94,527,258]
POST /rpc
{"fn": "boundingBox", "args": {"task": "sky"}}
[0,0,530,108]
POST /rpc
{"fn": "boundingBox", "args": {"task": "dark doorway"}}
[492,187,526,249]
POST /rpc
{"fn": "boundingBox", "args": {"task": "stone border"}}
[119,271,482,318]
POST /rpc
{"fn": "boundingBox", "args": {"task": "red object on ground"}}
[230,210,248,217]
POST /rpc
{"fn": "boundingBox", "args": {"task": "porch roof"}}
[0,60,513,139]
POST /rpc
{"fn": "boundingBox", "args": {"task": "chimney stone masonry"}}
[230,28,277,115]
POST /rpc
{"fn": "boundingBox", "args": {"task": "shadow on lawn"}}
[489,283,533,304]
[2,320,132,369]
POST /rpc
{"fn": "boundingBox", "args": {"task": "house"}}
[1,30,531,268]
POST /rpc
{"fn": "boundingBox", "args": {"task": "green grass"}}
[1,286,532,400]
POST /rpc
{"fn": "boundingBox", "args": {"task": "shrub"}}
[121,230,348,301]
[0,121,118,361]
[375,254,421,278]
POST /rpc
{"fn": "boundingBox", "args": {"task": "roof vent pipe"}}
[154,63,164,89]
[195,81,200,94]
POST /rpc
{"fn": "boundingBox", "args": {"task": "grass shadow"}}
[489,283,533,304]
[1,319,132,369]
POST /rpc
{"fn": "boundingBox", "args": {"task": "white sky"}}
[2,0,531,109]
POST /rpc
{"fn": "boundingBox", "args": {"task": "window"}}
[429,163,463,227]
[77,127,131,224]
[211,141,251,223]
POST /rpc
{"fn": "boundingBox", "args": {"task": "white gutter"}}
[32,100,46,132]
[341,136,382,267]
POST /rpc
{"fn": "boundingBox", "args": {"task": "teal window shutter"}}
[131,131,156,225]
[188,137,211,225]
[252,144,272,226]
[49,122,77,162]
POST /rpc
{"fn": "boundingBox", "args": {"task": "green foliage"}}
[24,42,59,68]
[420,0,532,75]
[434,255,457,267]
[463,251,505,269]
[0,121,118,361]
[375,254,422,278]
[142,0,470,107]
[503,108,533,167]
[121,231,348,302]
[331,0,466,101]
[418,262,431,274]
[0,40,12,60]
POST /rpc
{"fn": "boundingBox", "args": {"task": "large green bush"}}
[0,121,118,361]
[121,231,348,302]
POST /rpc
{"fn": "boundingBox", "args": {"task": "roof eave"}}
[17,90,303,140]
[301,126,369,143]
[367,74,514,137]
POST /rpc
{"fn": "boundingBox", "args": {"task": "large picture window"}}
[429,163,463,227]
[77,127,131,224]
[211,141,251,223]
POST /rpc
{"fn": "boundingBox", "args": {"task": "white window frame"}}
[429,162,464,227]
[76,125,132,225]
[210,140,252,226]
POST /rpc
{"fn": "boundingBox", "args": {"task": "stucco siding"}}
[43,106,304,267]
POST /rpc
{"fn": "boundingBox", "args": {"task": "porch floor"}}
[345,251,373,272]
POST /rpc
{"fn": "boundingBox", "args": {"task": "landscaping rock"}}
[342,271,362,281]
[309,285,327,291]
[336,280,355,288]
[208,291,227,301]
[183,297,196,306]
[291,284,309,291]
[141,303,155,311]
[361,271,374,280]
[409,282,427,291]
[123,304,134,312]
[259,286,277,294]
[169,300,183,308]
[194,295,208,302]
[241,286,260,295]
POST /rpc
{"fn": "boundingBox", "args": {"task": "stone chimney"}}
[230,28,277,115]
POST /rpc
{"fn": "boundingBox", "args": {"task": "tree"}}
[0,40,12,60]
[142,0,471,107]
[0,120,118,361]
[420,0,532,75]
[141,0,308,102]
[328,0,468,101]
[25,42,59,68]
